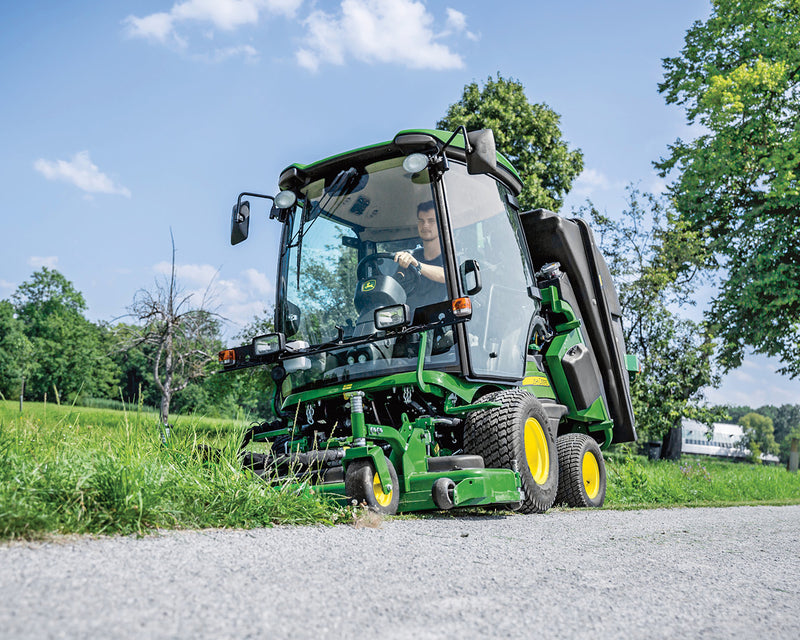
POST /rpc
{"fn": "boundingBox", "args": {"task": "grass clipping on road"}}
[0,401,345,541]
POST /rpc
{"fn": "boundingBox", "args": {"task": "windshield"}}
[279,156,456,392]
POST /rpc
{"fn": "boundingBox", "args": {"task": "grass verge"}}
[0,401,346,541]
[3,402,799,540]
[604,451,800,508]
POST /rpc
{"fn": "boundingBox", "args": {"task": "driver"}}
[394,200,446,309]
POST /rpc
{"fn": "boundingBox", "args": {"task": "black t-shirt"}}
[410,247,446,308]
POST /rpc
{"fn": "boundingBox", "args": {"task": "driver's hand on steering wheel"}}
[394,251,419,271]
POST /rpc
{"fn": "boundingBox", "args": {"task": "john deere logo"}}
[362,279,376,292]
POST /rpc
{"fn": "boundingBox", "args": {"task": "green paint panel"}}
[282,369,486,409]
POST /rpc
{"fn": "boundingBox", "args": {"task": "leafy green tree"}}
[738,411,779,463]
[656,0,800,376]
[763,404,800,445]
[722,404,755,424]
[751,403,800,463]
[11,268,117,401]
[780,425,800,467]
[0,300,33,399]
[580,189,723,456]
[108,322,161,407]
[438,73,584,211]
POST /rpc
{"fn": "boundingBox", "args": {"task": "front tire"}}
[555,433,607,508]
[345,457,400,515]
[463,389,558,513]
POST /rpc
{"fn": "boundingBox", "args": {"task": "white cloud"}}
[243,268,273,295]
[445,8,466,31]
[151,262,273,330]
[647,176,669,196]
[34,151,131,198]
[705,352,800,407]
[125,0,301,52]
[572,168,613,196]
[296,0,465,72]
[124,12,182,45]
[193,44,259,62]
[28,256,59,269]
[445,7,478,41]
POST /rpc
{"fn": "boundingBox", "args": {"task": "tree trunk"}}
[661,426,683,460]
[160,392,170,427]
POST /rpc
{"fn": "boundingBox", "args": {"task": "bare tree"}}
[126,232,221,426]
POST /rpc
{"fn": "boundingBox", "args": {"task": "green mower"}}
[220,127,638,514]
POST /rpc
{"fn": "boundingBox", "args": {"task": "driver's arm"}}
[394,251,445,283]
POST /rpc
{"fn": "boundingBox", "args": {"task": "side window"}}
[446,164,537,379]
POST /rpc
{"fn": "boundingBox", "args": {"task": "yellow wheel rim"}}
[582,451,600,499]
[523,417,550,485]
[372,472,392,507]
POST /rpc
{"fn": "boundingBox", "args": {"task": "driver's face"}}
[417,207,438,241]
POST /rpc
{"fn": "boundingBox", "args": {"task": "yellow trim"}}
[582,451,600,499]
[523,376,550,387]
[523,417,550,485]
[372,472,393,507]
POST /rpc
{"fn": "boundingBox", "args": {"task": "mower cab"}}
[220,127,638,514]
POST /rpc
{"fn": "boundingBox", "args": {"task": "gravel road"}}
[1,505,798,639]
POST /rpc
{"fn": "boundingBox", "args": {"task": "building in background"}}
[681,420,779,464]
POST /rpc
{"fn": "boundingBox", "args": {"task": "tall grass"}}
[604,451,800,508]
[3,401,799,540]
[0,401,344,541]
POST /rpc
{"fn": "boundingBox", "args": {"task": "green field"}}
[2,401,799,540]
[0,401,344,540]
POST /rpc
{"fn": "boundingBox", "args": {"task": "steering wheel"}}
[356,252,420,295]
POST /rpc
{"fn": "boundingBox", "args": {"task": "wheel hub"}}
[372,472,393,507]
[582,451,600,499]
[523,417,550,485]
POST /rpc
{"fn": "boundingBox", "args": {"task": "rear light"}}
[452,297,472,318]
[219,349,236,366]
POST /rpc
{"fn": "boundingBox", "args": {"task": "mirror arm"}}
[440,125,472,155]
[237,191,274,220]
[430,125,473,178]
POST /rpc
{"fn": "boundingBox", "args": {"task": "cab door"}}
[444,162,538,380]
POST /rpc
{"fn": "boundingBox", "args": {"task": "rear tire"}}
[345,457,400,515]
[555,433,606,508]
[463,389,558,513]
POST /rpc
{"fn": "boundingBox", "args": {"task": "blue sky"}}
[1,0,798,408]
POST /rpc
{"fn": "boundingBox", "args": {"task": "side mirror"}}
[283,300,301,338]
[460,259,482,295]
[231,201,250,245]
[466,129,497,175]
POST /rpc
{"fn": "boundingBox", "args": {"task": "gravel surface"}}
[1,505,799,639]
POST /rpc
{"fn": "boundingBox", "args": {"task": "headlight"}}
[252,333,285,357]
[402,153,429,174]
[274,190,297,209]
[374,304,410,330]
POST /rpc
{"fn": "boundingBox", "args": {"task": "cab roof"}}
[278,128,523,195]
